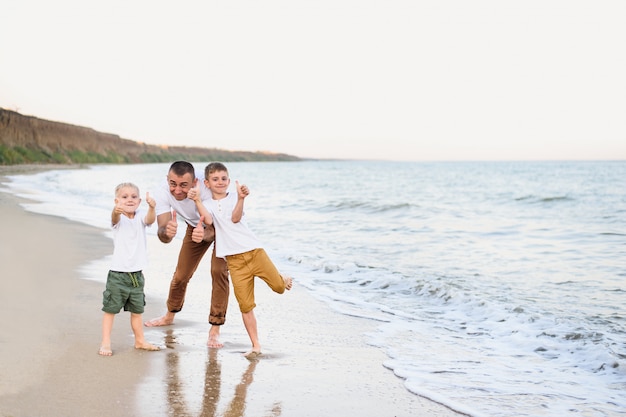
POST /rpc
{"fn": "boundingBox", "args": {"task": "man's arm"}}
[156,211,177,243]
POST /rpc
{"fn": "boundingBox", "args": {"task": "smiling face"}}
[204,169,230,198]
[167,171,196,201]
[115,185,141,214]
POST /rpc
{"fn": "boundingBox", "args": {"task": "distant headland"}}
[0,108,301,165]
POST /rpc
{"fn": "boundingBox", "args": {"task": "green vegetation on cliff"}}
[0,108,300,165]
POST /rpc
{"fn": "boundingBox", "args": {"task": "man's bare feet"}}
[135,342,161,351]
[144,312,175,327]
[207,325,224,348]
[98,345,113,356]
[284,276,293,291]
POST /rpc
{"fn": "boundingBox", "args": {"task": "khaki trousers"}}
[226,248,285,314]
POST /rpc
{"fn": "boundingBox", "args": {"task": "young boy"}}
[188,162,293,359]
[99,182,160,356]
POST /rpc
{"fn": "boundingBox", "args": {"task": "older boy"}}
[188,162,292,358]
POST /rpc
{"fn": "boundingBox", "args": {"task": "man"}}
[144,161,229,348]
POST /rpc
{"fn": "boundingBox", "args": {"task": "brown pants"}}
[166,224,229,325]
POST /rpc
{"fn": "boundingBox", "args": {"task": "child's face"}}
[115,186,141,214]
[204,170,230,195]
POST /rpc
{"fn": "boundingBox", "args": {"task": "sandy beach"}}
[0,165,462,417]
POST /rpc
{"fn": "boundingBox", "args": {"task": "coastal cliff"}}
[0,108,300,164]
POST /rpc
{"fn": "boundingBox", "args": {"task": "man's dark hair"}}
[169,161,195,178]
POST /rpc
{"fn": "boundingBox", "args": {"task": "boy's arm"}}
[231,181,249,223]
[144,192,157,226]
[196,201,214,225]
[187,183,214,226]
[232,199,244,223]
[111,206,123,226]
[187,184,214,244]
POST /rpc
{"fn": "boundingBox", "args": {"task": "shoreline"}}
[0,165,158,416]
[0,164,463,417]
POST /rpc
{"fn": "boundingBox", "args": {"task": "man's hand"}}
[164,211,178,239]
[192,216,205,243]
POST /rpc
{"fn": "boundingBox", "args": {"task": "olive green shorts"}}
[102,270,146,314]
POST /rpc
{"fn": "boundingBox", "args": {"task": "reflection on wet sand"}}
[163,330,281,417]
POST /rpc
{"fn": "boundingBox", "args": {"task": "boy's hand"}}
[187,182,201,201]
[236,181,249,199]
[145,192,156,208]
[113,204,125,215]
[191,216,205,243]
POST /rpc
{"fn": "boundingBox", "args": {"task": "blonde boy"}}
[99,183,160,356]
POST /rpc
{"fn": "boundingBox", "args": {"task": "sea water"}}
[2,160,625,417]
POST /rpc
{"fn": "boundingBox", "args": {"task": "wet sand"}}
[0,165,462,417]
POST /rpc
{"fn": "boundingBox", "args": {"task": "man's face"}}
[167,172,196,201]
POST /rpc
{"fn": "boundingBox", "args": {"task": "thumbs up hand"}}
[145,192,156,209]
[192,216,205,243]
[164,210,178,240]
[187,182,201,202]
[236,180,249,199]
[113,202,126,215]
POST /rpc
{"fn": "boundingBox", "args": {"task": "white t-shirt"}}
[204,192,262,258]
[154,180,212,227]
[110,209,151,272]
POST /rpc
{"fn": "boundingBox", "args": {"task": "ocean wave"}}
[320,200,414,213]
[515,194,573,204]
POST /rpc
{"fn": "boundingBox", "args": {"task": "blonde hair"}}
[115,182,140,196]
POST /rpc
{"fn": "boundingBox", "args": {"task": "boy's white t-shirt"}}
[204,192,262,258]
[154,180,212,227]
[110,208,151,272]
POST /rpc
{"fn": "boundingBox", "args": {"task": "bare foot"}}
[207,336,223,348]
[207,325,223,348]
[284,276,293,291]
[135,342,160,351]
[98,346,112,356]
[144,313,175,327]
[244,350,262,359]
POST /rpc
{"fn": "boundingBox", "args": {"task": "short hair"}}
[115,182,139,196]
[204,162,228,179]
[169,161,196,179]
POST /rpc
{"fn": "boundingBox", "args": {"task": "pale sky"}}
[1,1,625,161]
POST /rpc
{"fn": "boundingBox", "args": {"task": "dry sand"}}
[0,165,463,417]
